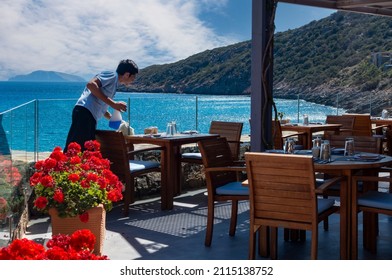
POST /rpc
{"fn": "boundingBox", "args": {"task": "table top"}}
[125,133,219,145]
[281,123,342,132]
[371,118,392,126]
[268,149,392,170]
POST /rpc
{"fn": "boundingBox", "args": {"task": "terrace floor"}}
[25,187,392,260]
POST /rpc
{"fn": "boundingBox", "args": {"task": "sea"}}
[0,82,344,152]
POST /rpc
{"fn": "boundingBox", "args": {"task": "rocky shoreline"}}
[274,85,392,117]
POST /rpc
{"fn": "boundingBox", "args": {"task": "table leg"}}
[340,170,350,259]
[160,146,174,210]
[173,145,182,195]
[361,169,379,253]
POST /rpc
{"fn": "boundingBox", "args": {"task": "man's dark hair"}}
[116,59,139,75]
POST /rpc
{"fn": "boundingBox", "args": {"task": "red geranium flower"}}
[0,230,108,260]
[53,189,64,203]
[79,212,89,223]
[34,196,48,209]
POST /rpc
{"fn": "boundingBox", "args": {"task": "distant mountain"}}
[9,70,85,82]
[125,11,392,114]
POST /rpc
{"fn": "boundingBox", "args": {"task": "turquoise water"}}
[0,82,343,152]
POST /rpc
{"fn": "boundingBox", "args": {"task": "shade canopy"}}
[280,1,392,17]
[250,0,392,152]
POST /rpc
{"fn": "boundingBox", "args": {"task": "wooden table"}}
[125,133,219,210]
[371,117,392,127]
[281,123,342,149]
[313,152,392,259]
[371,118,392,155]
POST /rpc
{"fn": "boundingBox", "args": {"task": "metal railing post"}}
[297,93,300,123]
[195,96,198,131]
[34,99,38,162]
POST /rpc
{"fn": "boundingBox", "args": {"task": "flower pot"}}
[49,204,106,255]
[280,119,290,125]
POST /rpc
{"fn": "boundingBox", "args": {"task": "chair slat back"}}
[245,153,317,229]
[198,137,238,190]
[325,115,355,137]
[272,120,284,149]
[324,134,382,154]
[209,121,243,160]
[95,130,130,182]
[344,113,372,136]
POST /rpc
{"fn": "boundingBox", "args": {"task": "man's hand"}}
[112,101,127,112]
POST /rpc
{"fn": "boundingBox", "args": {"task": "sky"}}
[0,0,335,81]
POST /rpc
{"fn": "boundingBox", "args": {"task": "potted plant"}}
[29,140,124,255]
[278,112,290,124]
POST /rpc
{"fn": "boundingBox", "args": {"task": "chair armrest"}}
[127,146,163,157]
[315,176,344,194]
[205,166,247,173]
[373,124,389,135]
[339,128,354,133]
[282,131,307,139]
[232,160,246,166]
[353,175,392,184]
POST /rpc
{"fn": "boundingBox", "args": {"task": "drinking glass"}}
[166,123,173,136]
[344,138,355,156]
[320,140,331,161]
[284,138,295,154]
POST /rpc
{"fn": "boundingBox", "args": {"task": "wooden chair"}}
[95,130,162,216]
[181,120,243,163]
[245,152,341,259]
[324,134,383,154]
[352,175,392,259]
[198,137,248,247]
[343,114,374,136]
[325,115,355,137]
[272,120,307,150]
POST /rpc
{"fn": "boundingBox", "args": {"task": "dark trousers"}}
[64,106,97,152]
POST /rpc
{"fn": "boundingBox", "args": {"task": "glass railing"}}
[0,101,36,247]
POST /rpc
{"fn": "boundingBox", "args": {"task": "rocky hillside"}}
[124,11,392,115]
[128,40,251,95]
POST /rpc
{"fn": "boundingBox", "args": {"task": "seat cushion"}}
[182,152,202,160]
[129,160,160,173]
[358,191,392,210]
[216,181,249,196]
[317,198,335,214]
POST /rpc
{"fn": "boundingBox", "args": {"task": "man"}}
[64,59,138,151]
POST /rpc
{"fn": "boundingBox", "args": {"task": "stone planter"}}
[48,204,106,255]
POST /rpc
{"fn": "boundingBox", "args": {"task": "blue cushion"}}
[182,152,202,160]
[358,191,392,210]
[216,182,249,196]
[129,160,160,173]
[317,198,335,213]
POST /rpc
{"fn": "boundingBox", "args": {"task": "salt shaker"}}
[312,139,320,159]
[303,114,309,125]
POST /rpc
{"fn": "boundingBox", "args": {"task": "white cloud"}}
[0,0,234,80]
